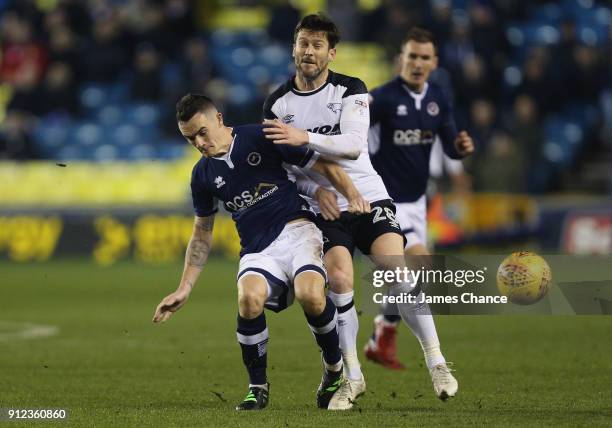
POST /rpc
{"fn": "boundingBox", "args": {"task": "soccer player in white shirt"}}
[263,14,463,407]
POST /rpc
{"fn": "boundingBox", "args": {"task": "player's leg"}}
[287,220,345,409]
[235,272,270,410]
[325,246,364,379]
[365,198,428,369]
[322,247,367,410]
[369,232,458,400]
[294,270,342,371]
[293,270,346,409]
[315,217,364,382]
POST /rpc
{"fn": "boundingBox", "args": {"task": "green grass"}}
[1,259,611,427]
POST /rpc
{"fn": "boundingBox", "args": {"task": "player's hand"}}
[315,187,340,220]
[153,288,190,323]
[262,119,309,146]
[454,131,474,156]
[347,194,371,215]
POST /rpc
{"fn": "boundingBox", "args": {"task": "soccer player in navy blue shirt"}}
[364,28,473,393]
[153,94,370,411]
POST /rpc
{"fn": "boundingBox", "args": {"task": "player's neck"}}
[294,69,329,92]
[211,127,234,158]
[399,74,425,93]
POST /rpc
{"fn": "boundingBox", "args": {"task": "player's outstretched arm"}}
[153,215,215,323]
[311,158,371,214]
[262,111,366,161]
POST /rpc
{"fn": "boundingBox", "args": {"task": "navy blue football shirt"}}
[191,124,316,256]
[369,78,463,203]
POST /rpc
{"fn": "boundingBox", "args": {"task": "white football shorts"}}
[237,219,326,312]
[394,195,427,249]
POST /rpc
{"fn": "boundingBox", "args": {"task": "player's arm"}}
[288,167,340,220]
[263,84,370,161]
[310,158,370,215]
[153,214,214,323]
[439,97,474,158]
[273,134,368,216]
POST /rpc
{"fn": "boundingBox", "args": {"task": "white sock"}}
[391,283,446,370]
[328,290,363,380]
[249,383,268,391]
[323,358,343,373]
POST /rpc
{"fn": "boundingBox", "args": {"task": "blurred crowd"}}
[0,0,610,194]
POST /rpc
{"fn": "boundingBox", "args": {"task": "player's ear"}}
[216,111,224,126]
[432,53,439,70]
[328,47,336,61]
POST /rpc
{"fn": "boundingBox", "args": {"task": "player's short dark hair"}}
[402,27,437,53]
[294,13,340,48]
[176,93,216,122]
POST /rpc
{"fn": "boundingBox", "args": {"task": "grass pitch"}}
[1,259,611,427]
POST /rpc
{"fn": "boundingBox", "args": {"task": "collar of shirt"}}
[397,76,430,110]
[216,133,237,169]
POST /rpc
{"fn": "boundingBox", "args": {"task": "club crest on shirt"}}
[247,152,262,166]
[327,103,342,113]
[282,114,294,124]
[214,176,225,188]
[427,101,439,116]
[397,104,407,116]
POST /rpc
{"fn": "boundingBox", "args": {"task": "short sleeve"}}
[341,77,368,98]
[369,88,383,125]
[263,95,278,120]
[191,165,218,217]
[263,82,290,120]
[275,144,316,168]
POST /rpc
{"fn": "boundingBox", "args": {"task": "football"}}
[497,252,552,305]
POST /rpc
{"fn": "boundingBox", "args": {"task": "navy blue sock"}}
[236,312,268,385]
[305,297,341,366]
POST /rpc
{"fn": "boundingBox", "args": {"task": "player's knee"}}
[294,282,326,315]
[327,268,353,293]
[237,285,266,318]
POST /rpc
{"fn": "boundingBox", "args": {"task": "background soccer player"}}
[364,28,474,371]
[153,94,370,411]
[262,14,460,406]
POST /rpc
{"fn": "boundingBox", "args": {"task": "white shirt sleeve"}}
[286,164,319,198]
[306,93,369,160]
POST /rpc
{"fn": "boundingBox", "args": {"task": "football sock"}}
[369,313,400,344]
[305,296,342,370]
[236,312,268,385]
[391,282,446,370]
[381,297,402,324]
[248,383,269,391]
[328,290,362,380]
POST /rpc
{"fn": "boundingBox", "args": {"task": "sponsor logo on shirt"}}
[353,99,368,117]
[397,104,408,116]
[282,114,295,124]
[393,129,435,145]
[327,103,342,113]
[307,124,341,135]
[214,176,225,188]
[225,183,278,212]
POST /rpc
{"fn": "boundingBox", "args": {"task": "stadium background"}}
[1,0,611,426]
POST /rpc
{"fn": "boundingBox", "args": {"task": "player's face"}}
[293,30,336,81]
[400,41,437,91]
[178,111,228,158]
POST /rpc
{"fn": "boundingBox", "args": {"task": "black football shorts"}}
[316,199,406,255]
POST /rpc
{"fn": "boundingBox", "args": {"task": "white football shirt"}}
[264,70,389,212]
